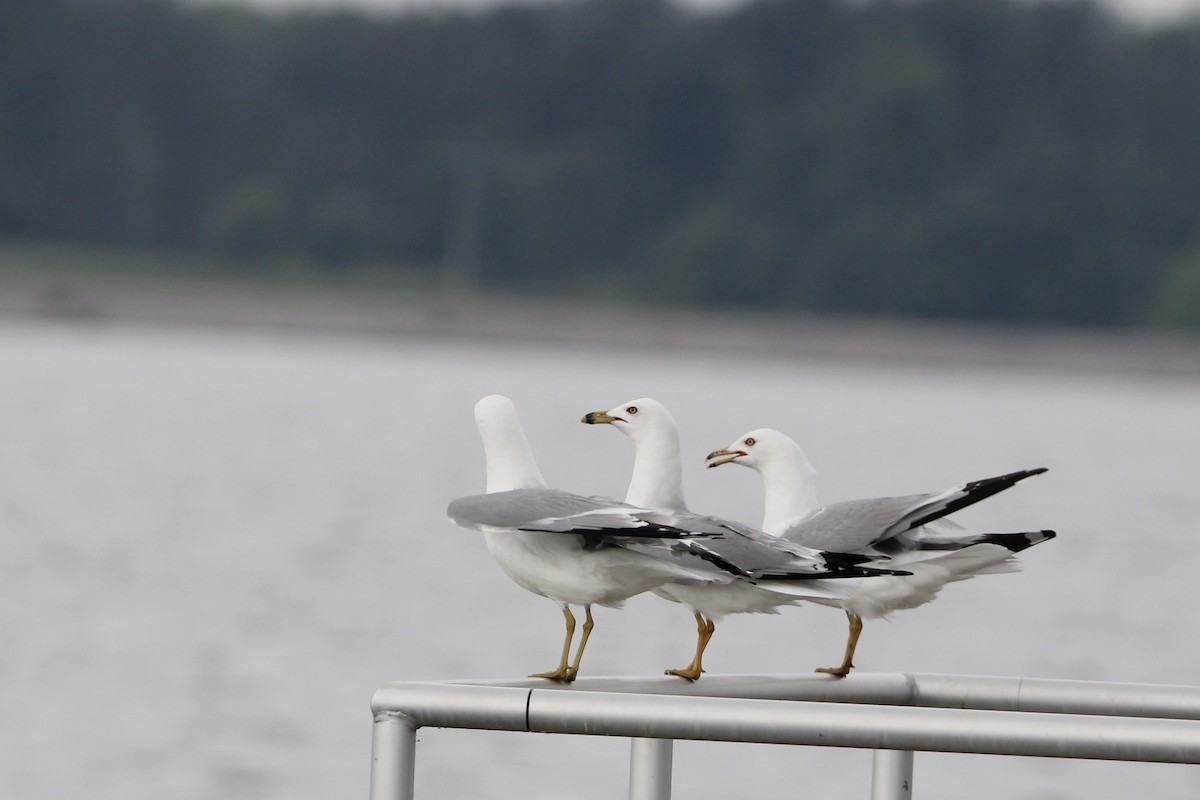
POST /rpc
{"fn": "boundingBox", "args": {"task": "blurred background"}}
[2,0,1200,798]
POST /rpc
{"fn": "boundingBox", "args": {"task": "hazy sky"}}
[182,0,1200,27]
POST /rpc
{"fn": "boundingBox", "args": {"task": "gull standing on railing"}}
[705,427,1056,677]
[448,395,728,681]
[582,398,906,680]
[449,395,905,682]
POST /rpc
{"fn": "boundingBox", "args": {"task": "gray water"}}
[1,318,1198,799]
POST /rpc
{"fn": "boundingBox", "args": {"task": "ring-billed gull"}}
[582,398,907,680]
[448,395,723,681]
[706,427,1055,677]
[448,396,892,682]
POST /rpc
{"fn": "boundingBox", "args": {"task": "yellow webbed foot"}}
[815,663,853,679]
[529,667,575,682]
[665,665,703,681]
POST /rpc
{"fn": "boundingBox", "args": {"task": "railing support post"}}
[629,737,674,800]
[870,749,913,800]
[370,711,418,800]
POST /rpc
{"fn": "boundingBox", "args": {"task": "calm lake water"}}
[1,317,1198,799]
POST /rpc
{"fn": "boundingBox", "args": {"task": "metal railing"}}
[369,672,1200,800]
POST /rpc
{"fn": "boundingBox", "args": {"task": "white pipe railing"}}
[369,673,1200,800]
[628,737,673,800]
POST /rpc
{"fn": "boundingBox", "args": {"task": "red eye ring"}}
[627,406,639,414]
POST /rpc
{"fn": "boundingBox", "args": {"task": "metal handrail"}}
[369,672,1200,800]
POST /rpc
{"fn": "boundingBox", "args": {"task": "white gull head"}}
[582,397,686,512]
[706,427,822,534]
[474,394,547,493]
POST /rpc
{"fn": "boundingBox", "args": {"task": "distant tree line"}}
[3,0,1200,327]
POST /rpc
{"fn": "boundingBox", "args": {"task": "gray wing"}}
[780,494,933,552]
[448,490,908,579]
[446,488,688,536]
[643,509,905,580]
[781,468,1050,554]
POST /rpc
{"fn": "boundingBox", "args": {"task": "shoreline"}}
[2,270,1199,378]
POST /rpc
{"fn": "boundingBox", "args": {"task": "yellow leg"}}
[563,605,595,682]
[530,605,577,682]
[816,611,863,678]
[666,611,716,681]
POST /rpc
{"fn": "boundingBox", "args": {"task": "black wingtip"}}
[908,467,1049,529]
[755,565,913,580]
[968,467,1049,489]
[861,566,914,577]
[976,529,1056,552]
[819,550,875,569]
[521,522,705,540]
[679,540,752,578]
[814,550,916,577]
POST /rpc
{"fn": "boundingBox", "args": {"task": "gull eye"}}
[627,406,639,415]
[744,437,756,447]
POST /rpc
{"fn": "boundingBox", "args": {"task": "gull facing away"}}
[448,395,724,681]
[447,396,886,682]
[582,398,907,681]
[707,428,1056,678]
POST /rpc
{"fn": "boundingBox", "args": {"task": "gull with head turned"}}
[448,396,896,682]
[582,398,906,680]
[706,427,1055,677]
[447,394,738,682]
